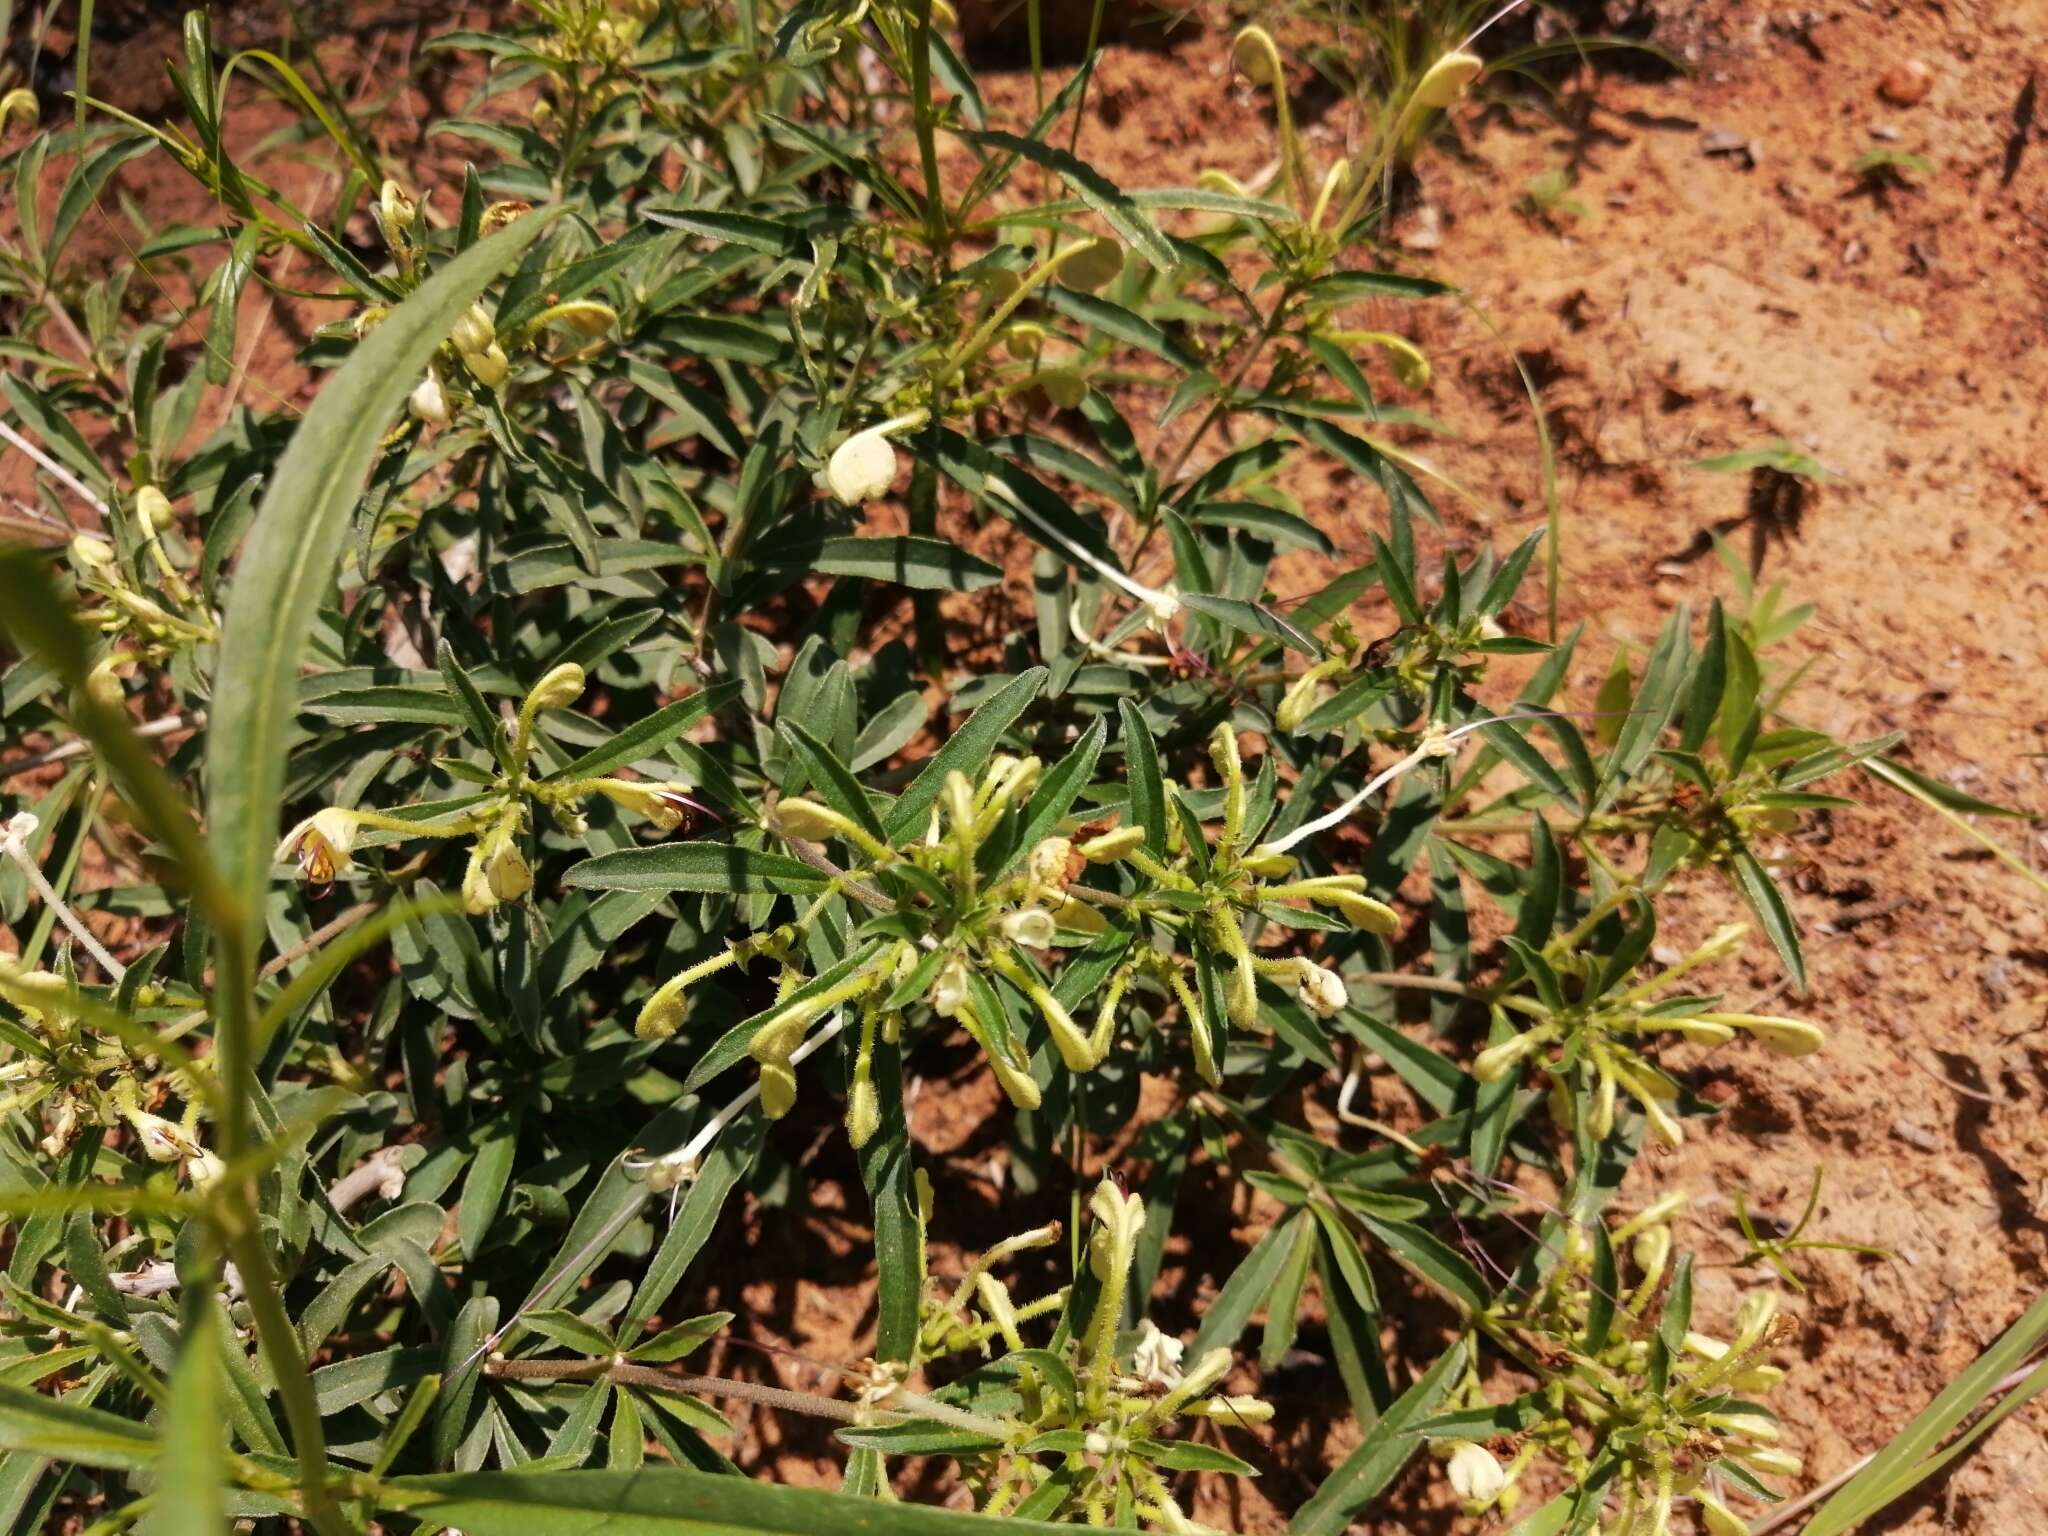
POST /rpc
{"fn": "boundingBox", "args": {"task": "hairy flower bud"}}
[526,662,586,712]
[534,299,617,337]
[0,87,39,135]
[85,659,125,711]
[1328,888,1399,934]
[636,972,690,1041]
[136,485,175,531]
[1707,1012,1826,1057]
[846,1076,880,1147]
[484,839,532,904]
[1034,366,1087,410]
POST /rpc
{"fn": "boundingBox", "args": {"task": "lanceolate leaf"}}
[563,843,829,896]
[385,1468,1082,1534]
[1287,1342,1469,1536]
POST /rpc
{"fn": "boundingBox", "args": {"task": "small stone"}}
[1891,1118,1942,1152]
[1879,60,1934,106]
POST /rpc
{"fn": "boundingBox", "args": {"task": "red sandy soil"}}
[5,2,2045,1532]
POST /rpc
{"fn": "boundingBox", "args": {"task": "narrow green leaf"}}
[1286,1341,1469,1536]
[563,843,829,896]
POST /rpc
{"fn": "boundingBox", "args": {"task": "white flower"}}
[1293,959,1348,1018]
[825,426,900,503]
[409,372,451,425]
[1446,1441,1506,1503]
[1132,1319,1185,1388]
[276,808,361,884]
[999,907,1056,950]
[931,955,970,1018]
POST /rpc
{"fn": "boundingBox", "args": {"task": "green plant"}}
[1729,1169,1888,1294]
[0,4,1901,1534]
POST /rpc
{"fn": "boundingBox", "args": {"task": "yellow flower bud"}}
[85,659,125,711]
[759,1059,797,1118]
[526,662,586,712]
[533,299,618,337]
[1059,237,1124,292]
[451,303,495,355]
[1473,1031,1540,1084]
[1035,366,1087,410]
[0,88,39,135]
[1076,825,1145,863]
[1704,1012,1826,1057]
[465,342,510,390]
[1231,25,1285,87]
[136,486,176,531]
[846,1076,880,1147]
[636,972,690,1041]
[1412,49,1483,110]
[485,839,532,903]
[70,534,116,569]
[1329,888,1400,934]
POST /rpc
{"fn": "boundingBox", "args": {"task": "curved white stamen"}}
[1261,713,1529,858]
[986,477,1179,621]
[2,814,127,981]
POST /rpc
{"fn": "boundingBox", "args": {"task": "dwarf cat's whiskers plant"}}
[0,4,1916,1534]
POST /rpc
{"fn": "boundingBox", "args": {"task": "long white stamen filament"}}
[1461,0,1533,52]
[2,814,127,981]
[1261,713,1527,857]
[0,420,113,522]
[464,1010,852,1374]
[1068,605,1172,668]
[985,476,1178,621]
[649,1008,850,1174]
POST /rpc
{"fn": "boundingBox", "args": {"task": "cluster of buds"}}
[66,486,213,706]
[905,1175,1266,1532]
[1467,1196,1802,1533]
[630,722,1397,1143]
[1272,610,1500,738]
[0,956,218,1184]
[275,663,706,914]
[1473,922,1825,1148]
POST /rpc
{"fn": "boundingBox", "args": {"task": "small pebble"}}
[1879,60,1934,106]
[1891,1118,1942,1152]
